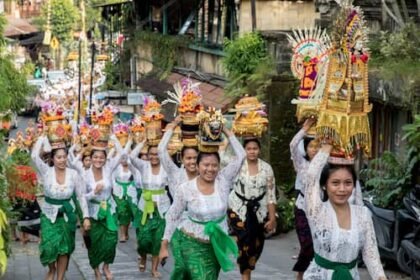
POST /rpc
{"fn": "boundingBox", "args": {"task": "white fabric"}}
[163,135,246,241]
[112,165,138,204]
[31,136,89,223]
[130,142,170,215]
[157,128,191,195]
[303,151,386,280]
[290,128,310,211]
[229,159,276,223]
[69,134,124,219]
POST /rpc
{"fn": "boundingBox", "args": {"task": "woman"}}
[71,135,125,280]
[228,138,277,280]
[130,142,169,278]
[31,136,90,280]
[159,128,246,280]
[303,143,386,279]
[290,118,319,279]
[112,155,138,242]
[158,117,199,193]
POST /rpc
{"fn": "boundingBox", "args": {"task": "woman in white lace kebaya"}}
[159,128,246,280]
[31,136,90,280]
[228,138,276,280]
[70,135,125,280]
[130,142,169,278]
[158,117,199,193]
[111,153,139,242]
[290,118,319,279]
[304,144,387,280]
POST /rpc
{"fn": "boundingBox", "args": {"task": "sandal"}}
[138,257,146,272]
[151,271,161,279]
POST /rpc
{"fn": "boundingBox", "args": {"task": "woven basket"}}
[133,131,145,144]
[146,120,162,142]
[182,113,199,126]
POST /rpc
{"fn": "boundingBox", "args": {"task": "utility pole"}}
[251,0,256,31]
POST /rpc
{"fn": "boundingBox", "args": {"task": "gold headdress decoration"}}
[90,105,117,150]
[288,27,332,135]
[113,122,129,147]
[231,95,268,138]
[142,97,164,146]
[40,101,71,149]
[316,2,371,161]
[129,115,145,144]
[163,78,203,147]
[197,107,225,153]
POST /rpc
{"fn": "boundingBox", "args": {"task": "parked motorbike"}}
[400,185,420,279]
[364,187,420,275]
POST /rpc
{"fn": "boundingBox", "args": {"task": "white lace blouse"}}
[69,135,124,219]
[130,143,170,215]
[31,136,89,223]
[158,128,192,195]
[111,164,138,205]
[303,151,386,280]
[290,128,310,210]
[229,159,276,223]
[290,129,363,211]
[163,135,246,241]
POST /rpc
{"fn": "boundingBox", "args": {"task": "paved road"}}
[4,227,411,280]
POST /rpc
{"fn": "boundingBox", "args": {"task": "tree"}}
[37,0,79,43]
[222,32,275,98]
[0,14,31,113]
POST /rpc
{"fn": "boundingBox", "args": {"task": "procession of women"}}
[5,2,392,280]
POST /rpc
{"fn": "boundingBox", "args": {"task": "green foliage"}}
[276,183,296,233]
[0,57,32,112]
[361,151,414,208]
[102,59,128,91]
[369,22,420,112]
[361,116,420,208]
[20,62,35,77]
[37,0,79,43]
[222,32,276,98]
[130,31,190,80]
[0,14,5,49]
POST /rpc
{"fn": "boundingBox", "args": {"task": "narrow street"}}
[4,116,410,280]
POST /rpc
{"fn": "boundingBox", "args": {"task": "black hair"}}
[243,138,261,149]
[82,154,91,162]
[181,146,199,158]
[49,148,68,167]
[91,149,107,158]
[319,163,357,202]
[148,145,158,154]
[303,137,317,161]
[197,152,220,164]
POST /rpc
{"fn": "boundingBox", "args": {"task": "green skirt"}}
[135,209,165,256]
[88,218,118,269]
[170,229,220,280]
[113,195,134,226]
[39,214,76,266]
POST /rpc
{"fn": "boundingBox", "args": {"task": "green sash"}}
[314,253,358,280]
[189,215,238,272]
[91,199,118,232]
[45,196,77,232]
[141,189,166,225]
[116,180,133,199]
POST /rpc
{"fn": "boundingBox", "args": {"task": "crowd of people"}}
[16,111,387,280]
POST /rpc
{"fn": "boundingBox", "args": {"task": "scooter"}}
[364,187,420,275]
[400,185,420,279]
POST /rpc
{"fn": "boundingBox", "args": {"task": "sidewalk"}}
[4,228,410,279]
